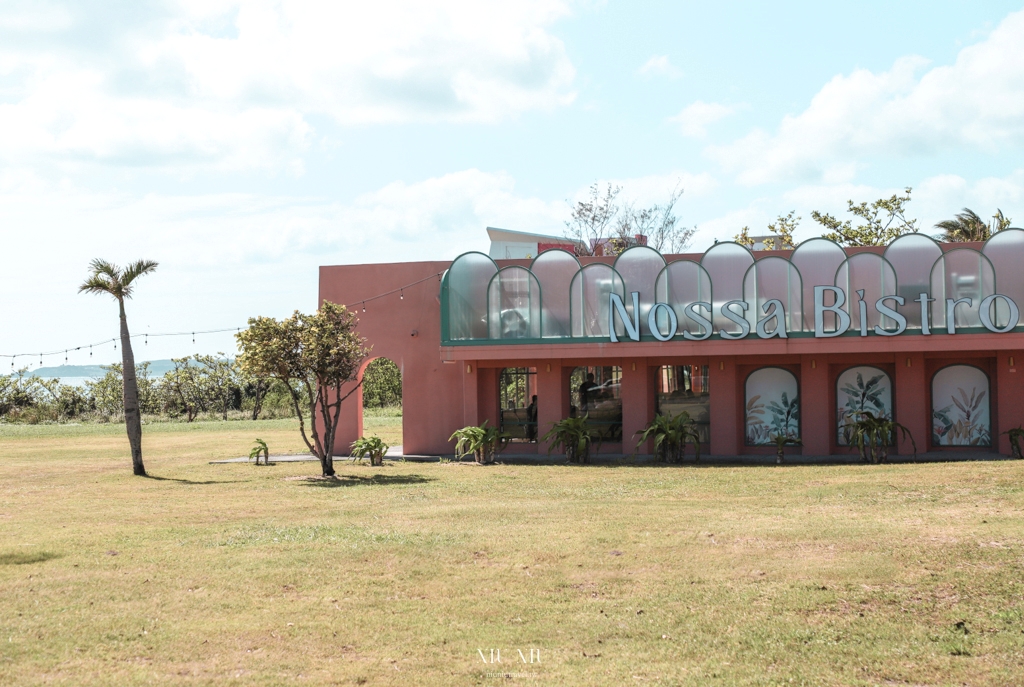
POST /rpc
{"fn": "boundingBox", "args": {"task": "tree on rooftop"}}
[236,302,368,477]
[811,188,918,246]
[79,259,158,476]
[564,182,694,256]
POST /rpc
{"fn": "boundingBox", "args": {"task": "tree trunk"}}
[118,300,145,476]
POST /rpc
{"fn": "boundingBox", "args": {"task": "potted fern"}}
[849,411,916,463]
[543,415,593,463]
[635,411,702,463]
[350,435,389,466]
[449,420,509,464]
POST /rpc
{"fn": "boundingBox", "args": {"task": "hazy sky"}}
[3,0,1024,367]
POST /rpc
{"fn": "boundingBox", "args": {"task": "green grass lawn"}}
[1,417,1022,685]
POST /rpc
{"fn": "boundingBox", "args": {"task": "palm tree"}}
[935,208,1011,242]
[80,259,158,476]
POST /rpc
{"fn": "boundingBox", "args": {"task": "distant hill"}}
[30,360,176,379]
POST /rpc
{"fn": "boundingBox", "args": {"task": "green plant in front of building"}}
[635,411,701,463]
[772,435,802,464]
[350,435,389,466]
[1002,426,1024,459]
[236,302,369,478]
[248,438,269,465]
[838,371,888,445]
[449,420,509,464]
[849,411,916,464]
[543,415,593,464]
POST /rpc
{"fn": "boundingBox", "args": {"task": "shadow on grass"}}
[298,474,434,488]
[143,475,247,485]
[0,551,63,565]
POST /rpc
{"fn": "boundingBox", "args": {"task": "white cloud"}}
[638,55,681,79]
[669,101,735,138]
[0,0,577,171]
[710,8,1024,185]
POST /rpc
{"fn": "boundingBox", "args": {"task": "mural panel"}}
[836,366,893,446]
[932,365,991,447]
[745,368,799,445]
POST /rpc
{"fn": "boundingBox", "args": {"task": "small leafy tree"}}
[236,302,368,477]
[812,188,918,246]
[79,259,158,477]
[735,211,800,250]
[86,363,158,418]
[249,438,270,465]
[564,182,694,256]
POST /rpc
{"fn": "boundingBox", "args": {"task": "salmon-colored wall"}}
[320,259,1024,457]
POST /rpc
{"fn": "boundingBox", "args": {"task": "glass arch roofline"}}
[441,234,1024,344]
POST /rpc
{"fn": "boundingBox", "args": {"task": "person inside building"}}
[579,372,597,412]
[526,394,538,442]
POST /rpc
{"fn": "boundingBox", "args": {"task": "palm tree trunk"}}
[118,299,146,476]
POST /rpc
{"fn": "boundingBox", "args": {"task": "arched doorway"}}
[360,357,403,450]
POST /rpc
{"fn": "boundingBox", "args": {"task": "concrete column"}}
[477,367,500,429]
[462,361,479,428]
[621,358,655,455]
[537,361,567,453]
[710,357,738,456]
[801,356,829,456]
[894,352,927,455]
[996,350,1023,455]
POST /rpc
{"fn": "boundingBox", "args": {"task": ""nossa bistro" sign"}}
[608,287,1021,342]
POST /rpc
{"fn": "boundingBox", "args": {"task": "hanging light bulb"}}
[89,346,93,358]
[192,332,195,344]
[145,334,148,346]
[362,302,366,312]
[400,289,404,300]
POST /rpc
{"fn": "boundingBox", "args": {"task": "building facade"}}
[320,232,1024,457]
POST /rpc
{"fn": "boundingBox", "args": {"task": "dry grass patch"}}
[0,420,1022,685]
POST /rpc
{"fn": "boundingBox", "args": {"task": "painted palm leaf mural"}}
[745,368,799,445]
[837,367,893,446]
[932,365,991,446]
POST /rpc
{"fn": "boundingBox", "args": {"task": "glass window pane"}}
[569,366,622,441]
[983,229,1024,328]
[530,249,580,338]
[656,365,711,445]
[742,256,803,332]
[700,242,754,334]
[499,367,538,442]
[487,266,541,339]
[570,264,625,338]
[836,366,893,446]
[745,368,799,446]
[929,249,996,330]
[835,253,898,333]
[614,246,667,336]
[932,365,990,447]
[655,260,712,337]
[445,252,497,340]
[883,234,943,329]
[790,238,848,331]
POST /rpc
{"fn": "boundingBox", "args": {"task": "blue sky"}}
[3,0,1024,366]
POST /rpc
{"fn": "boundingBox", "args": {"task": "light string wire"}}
[1,270,446,365]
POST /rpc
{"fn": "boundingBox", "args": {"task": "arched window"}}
[487,266,541,339]
[700,242,754,335]
[932,365,991,447]
[929,249,997,332]
[569,366,622,441]
[443,252,497,340]
[614,246,667,337]
[530,249,580,338]
[790,238,847,332]
[745,367,799,446]
[836,366,892,446]
[569,264,625,338]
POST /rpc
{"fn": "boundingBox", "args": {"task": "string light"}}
[362,302,366,312]
[400,289,404,300]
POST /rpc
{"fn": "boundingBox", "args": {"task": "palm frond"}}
[78,273,119,297]
[120,260,158,299]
